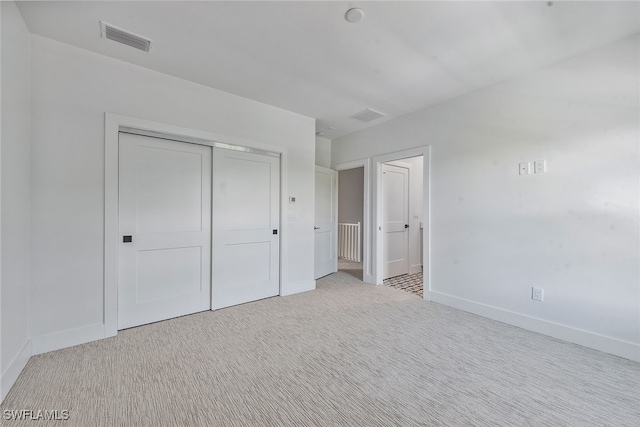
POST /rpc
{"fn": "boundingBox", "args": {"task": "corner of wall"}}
[315,136,331,168]
[0,0,33,403]
[0,339,31,403]
[0,0,4,402]
[30,324,105,356]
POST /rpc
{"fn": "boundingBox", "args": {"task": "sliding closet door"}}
[118,133,212,329]
[212,148,280,309]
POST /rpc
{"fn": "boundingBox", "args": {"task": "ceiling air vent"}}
[100,21,152,52]
[349,108,386,123]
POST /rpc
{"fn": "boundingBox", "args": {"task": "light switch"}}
[519,162,530,175]
[534,160,546,174]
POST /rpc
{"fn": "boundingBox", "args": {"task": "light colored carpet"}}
[384,272,423,297]
[1,271,639,426]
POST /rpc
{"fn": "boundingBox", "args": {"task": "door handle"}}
[404,224,409,229]
[314,226,320,230]
[123,235,133,243]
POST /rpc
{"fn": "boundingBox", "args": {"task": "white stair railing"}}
[338,222,361,262]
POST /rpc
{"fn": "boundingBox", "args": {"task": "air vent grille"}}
[101,21,152,52]
[349,108,386,123]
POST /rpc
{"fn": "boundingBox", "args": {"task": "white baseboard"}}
[31,323,105,356]
[430,290,640,362]
[281,279,316,296]
[1,340,31,403]
[409,264,422,275]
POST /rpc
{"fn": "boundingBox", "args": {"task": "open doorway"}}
[381,156,424,297]
[337,167,364,280]
[373,146,430,299]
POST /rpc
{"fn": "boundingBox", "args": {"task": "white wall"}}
[315,136,331,168]
[338,167,364,259]
[387,156,423,274]
[30,36,315,348]
[333,35,640,360]
[1,1,32,401]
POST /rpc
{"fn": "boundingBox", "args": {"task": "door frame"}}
[104,113,289,338]
[372,146,431,300]
[333,159,373,284]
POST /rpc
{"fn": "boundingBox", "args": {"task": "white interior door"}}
[118,133,211,329]
[314,166,337,279]
[383,163,409,279]
[212,148,280,309]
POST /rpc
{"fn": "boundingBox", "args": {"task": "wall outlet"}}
[519,162,530,175]
[534,160,546,174]
[532,287,544,301]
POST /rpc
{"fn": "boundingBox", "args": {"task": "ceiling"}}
[16,1,640,139]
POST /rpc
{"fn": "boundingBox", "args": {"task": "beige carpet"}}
[1,271,639,426]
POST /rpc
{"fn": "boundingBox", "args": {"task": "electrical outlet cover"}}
[519,162,530,175]
[534,160,546,174]
[532,287,544,301]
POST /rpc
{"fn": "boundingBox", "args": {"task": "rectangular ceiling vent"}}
[100,21,152,52]
[349,108,386,123]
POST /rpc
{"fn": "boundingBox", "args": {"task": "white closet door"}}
[212,148,280,309]
[383,163,409,279]
[118,133,211,329]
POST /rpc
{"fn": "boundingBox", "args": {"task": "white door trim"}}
[104,113,289,338]
[333,159,373,284]
[372,146,431,300]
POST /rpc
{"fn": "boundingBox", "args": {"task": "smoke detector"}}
[100,21,152,52]
[345,8,365,23]
[349,108,386,123]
